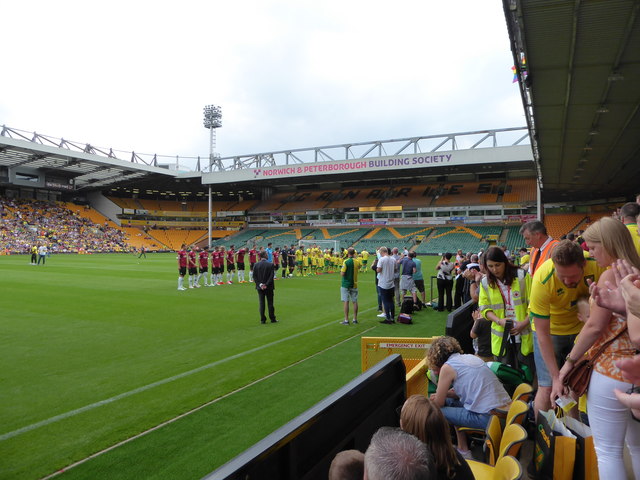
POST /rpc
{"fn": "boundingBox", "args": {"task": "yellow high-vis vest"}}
[479,269,533,357]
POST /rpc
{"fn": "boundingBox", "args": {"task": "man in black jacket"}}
[253,251,277,324]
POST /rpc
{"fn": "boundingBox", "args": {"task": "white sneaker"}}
[178,287,187,291]
[377,313,386,318]
[340,320,350,325]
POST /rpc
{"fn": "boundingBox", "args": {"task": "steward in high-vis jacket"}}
[477,247,533,364]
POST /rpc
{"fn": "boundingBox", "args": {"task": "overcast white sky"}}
[1,1,525,169]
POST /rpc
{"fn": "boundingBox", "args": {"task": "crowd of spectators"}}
[0,197,130,254]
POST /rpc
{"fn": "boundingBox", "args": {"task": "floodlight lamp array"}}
[203,105,222,129]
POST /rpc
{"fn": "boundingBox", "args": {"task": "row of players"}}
[176,243,372,290]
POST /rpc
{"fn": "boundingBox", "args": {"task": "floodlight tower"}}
[203,104,222,171]
[203,104,222,248]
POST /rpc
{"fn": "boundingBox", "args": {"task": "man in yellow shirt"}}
[529,240,606,416]
[620,202,640,256]
[295,246,304,276]
[360,249,369,272]
[517,247,530,269]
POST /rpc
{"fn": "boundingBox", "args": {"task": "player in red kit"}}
[273,248,280,280]
[197,245,210,287]
[236,247,247,283]
[177,244,188,290]
[225,245,236,284]
[187,245,198,288]
[248,244,258,282]
[211,246,223,285]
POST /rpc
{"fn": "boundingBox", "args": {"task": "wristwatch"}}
[565,353,576,364]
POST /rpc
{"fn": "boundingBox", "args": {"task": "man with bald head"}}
[619,202,640,255]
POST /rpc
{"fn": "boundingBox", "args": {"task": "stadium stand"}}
[223,228,266,246]
[0,197,129,253]
[502,225,526,254]
[315,227,370,248]
[412,226,502,255]
[326,187,388,209]
[255,228,317,247]
[107,196,140,210]
[278,190,336,211]
[147,229,208,251]
[120,226,162,250]
[64,202,119,228]
[431,182,487,206]
[377,185,429,208]
[581,211,610,230]
[503,178,536,203]
[543,213,586,241]
[249,191,296,213]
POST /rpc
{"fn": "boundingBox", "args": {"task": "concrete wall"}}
[87,191,122,226]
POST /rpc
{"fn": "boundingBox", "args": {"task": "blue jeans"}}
[378,286,395,321]
[441,399,491,430]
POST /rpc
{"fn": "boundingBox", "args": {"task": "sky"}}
[0,1,526,170]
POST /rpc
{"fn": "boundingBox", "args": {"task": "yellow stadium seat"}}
[485,414,503,466]
[467,455,523,480]
[505,400,528,428]
[511,383,533,403]
[498,423,527,461]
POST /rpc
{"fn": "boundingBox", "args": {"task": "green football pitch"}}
[0,253,448,479]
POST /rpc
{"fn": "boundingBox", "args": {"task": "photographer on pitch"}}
[435,252,455,312]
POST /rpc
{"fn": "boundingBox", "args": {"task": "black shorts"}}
[237,262,245,271]
[199,267,209,274]
[227,263,235,271]
[250,262,256,271]
[212,266,221,275]
[414,279,425,293]
[189,267,197,275]
[179,266,187,276]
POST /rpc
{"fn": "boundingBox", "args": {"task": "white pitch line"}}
[40,325,376,480]
[1,307,378,442]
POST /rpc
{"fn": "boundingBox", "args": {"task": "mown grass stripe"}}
[1,309,374,443]
[40,325,375,479]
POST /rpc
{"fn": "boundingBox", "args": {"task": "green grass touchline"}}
[40,325,377,479]
[0,253,446,479]
[0,307,377,443]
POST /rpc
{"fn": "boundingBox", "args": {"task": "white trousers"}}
[587,370,640,478]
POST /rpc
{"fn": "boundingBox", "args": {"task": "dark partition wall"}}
[445,299,476,354]
[203,354,406,480]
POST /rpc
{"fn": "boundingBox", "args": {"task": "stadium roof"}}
[6,0,640,206]
[0,126,180,191]
[504,0,640,203]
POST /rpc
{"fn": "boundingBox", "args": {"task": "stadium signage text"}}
[202,145,533,185]
[379,342,430,349]
[257,155,452,178]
